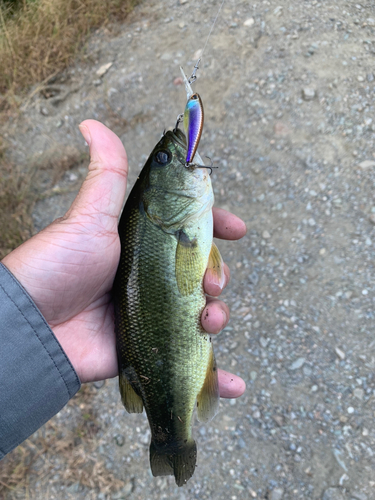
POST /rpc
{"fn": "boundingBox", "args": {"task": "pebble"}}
[96,62,113,77]
[302,88,316,101]
[369,214,375,225]
[40,106,49,116]
[308,217,316,226]
[335,347,345,360]
[270,488,284,500]
[243,17,255,27]
[347,406,354,414]
[259,336,269,348]
[351,492,368,500]
[262,230,271,239]
[289,357,305,370]
[113,434,125,446]
[323,488,345,500]
[353,388,364,400]
[358,160,375,169]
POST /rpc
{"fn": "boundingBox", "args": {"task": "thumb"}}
[66,119,128,227]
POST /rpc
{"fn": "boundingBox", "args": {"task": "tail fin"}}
[150,439,197,487]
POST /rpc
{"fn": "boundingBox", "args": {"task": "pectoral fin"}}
[175,230,205,296]
[119,371,143,413]
[205,242,225,290]
[196,347,219,422]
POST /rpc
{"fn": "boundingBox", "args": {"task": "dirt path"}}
[2,0,375,498]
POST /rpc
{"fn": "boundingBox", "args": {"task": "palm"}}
[24,218,121,382]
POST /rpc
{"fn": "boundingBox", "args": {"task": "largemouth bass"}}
[113,128,224,486]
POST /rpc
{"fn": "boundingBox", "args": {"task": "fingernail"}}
[79,124,91,146]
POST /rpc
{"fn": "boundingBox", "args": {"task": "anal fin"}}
[196,347,219,422]
[205,242,225,290]
[119,371,143,413]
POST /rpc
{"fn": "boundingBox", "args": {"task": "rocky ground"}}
[2,0,375,499]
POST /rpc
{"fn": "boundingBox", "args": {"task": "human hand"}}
[2,120,246,397]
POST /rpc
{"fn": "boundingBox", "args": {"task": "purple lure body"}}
[183,93,204,164]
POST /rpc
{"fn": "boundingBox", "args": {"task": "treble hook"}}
[185,157,217,176]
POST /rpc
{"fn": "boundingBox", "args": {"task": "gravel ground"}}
[3,0,375,498]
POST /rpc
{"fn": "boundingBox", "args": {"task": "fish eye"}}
[191,94,198,100]
[155,150,171,166]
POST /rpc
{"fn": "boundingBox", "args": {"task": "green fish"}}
[113,128,224,486]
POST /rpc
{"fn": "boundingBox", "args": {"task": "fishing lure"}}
[183,92,204,165]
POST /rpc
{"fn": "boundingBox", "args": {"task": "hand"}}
[2,120,246,398]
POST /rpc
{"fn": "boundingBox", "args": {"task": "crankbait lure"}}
[184,93,204,165]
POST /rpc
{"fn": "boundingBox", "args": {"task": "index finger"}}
[213,207,247,240]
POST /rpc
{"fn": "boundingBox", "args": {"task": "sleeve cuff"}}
[0,263,81,459]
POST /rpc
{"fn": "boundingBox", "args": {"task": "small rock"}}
[113,434,125,446]
[243,17,255,27]
[319,248,326,255]
[270,487,284,500]
[353,388,364,400]
[179,0,188,4]
[96,62,113,77]
[367,73,374,82]
[357,75,364,82]
[308,217,316,226]
[250,371,257,381]
[369,214,375,225]
[302,88,316,101]
[40,106,49,116]
[358,160,375,170]
[259,336,269,348]
[347,406,354,414]
[289,357,305,370]
[333,448,348,472]
[322,487,345,500]
[335,347,345,360]
[262,230,271,239]
[351,492,368,500]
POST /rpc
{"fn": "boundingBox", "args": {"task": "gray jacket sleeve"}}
[0,263,81,459]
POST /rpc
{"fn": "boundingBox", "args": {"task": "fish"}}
[113,126,224,487]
